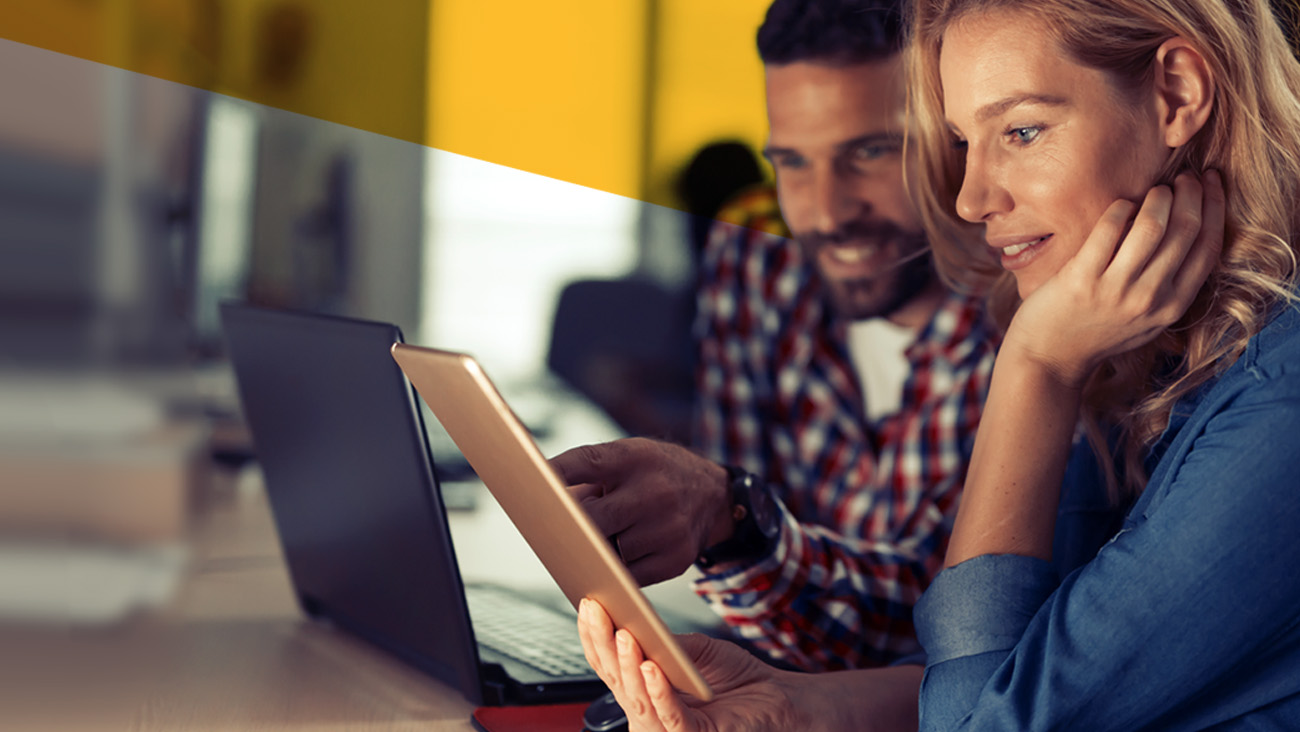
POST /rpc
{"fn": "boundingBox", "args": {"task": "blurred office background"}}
[2,0,1297,629]
[0,0,777,622]
[0,0,776,401]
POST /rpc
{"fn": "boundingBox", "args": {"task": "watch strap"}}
[696,466,777,569]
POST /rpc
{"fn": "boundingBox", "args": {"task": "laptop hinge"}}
[480,662,510,706]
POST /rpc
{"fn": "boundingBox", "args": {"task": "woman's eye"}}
[1007,126,1041,145]
[951,137,968,151]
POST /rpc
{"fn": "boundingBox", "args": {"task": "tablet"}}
[390,343,714,702]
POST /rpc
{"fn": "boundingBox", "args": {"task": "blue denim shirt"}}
[915,302,1300,731]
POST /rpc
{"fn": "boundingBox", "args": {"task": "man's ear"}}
[1153,37,1214,148]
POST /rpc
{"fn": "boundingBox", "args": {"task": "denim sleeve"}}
[914,384,1300,731]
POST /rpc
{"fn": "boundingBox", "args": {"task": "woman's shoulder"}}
[1241,300,1300,381]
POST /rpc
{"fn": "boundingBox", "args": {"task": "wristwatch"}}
[696,465,781,569]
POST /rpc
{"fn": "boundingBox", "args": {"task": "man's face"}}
[764,56,933,321]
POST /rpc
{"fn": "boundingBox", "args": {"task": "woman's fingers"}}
[616,630,667,732]
[1128,172,1203,290]
[580,599,677,732]
[1107,183,1175,283]
[1072,198,1140,278]
[1171,169,1225,300]
[578,599,620,691]
[643,660,693,732]
[1089,172,1218,331]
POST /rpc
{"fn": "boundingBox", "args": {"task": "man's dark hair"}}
[757,0,904,66]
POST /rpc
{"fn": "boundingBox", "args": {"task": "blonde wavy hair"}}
[905,0,1300,501]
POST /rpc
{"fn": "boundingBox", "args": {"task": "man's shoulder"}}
[918,290,1000,364]
[714,184,790,238]
[700,189,811,311]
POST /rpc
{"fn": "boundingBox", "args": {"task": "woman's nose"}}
[954,151,1007,223]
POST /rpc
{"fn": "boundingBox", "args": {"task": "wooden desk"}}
[0,384,714,730]
[2,472,479,732]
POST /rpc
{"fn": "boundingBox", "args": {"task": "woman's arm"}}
[919,171,1226,728]
[918,384,1300,730]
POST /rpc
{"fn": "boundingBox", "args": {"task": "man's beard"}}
[798,219,936,321]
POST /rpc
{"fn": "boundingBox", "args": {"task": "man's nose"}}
[808,166,863,235]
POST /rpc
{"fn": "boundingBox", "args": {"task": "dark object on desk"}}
[546,278,694,443]
[583,691,629,732]
[221,303,605,706]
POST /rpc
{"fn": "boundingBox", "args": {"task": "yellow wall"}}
[224,0,429,145]
[0,0,428,144]
[425,0,774,209]
[426,0,649,200]
[0,1,774,210]
[647,0,772,207]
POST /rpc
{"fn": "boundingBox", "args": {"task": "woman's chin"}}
[1015,276,1039,301]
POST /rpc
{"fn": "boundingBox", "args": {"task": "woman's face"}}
[940,10,1170,299]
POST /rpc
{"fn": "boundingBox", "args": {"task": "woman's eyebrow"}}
[975,93,1069,123]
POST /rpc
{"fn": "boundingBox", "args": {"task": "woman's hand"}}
[945,170,1225,566]
[1003,170,1225,389]
[576,599,924,732]
[577,598,925,731]
[576,598,802,732]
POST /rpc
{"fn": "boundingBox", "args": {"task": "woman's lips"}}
[995,234,1052,270]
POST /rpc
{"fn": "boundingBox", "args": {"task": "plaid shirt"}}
[692,187,997,670]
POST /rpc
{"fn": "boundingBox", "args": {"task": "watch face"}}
[748,481,781,537]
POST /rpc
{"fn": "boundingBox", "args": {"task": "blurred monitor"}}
[187,95,259,355]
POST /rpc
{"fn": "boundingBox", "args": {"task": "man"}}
[552,0,996,671]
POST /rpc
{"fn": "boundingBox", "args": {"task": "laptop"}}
[219,303,606,706]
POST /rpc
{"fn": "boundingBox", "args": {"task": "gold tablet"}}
[391,343,713,702]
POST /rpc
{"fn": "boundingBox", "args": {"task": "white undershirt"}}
[846,318,915,424]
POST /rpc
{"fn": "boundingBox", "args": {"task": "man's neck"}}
[881,280,948,331]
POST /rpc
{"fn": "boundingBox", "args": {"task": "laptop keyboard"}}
[465,585,594,678]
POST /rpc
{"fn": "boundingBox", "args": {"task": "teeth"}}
[1004,237,1043,257]
[827,244,879,263]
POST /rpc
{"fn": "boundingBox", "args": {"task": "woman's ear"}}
[1153,37,1215,148]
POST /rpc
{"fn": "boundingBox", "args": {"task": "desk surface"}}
[4,474,480,732]
[4,469,716,730]
[0,378,719,730]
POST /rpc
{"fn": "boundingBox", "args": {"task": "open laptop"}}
[219,303,606,706]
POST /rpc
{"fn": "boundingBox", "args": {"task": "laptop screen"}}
[220,304,484,702]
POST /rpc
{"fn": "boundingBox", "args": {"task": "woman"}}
[577,0,1300,729]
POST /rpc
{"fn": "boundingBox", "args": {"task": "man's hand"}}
[577,598,922,732]
[550,438,734,586]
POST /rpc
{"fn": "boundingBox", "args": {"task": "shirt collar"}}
[906,290,996,365]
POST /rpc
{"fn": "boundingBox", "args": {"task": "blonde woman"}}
[576,0,1300,729]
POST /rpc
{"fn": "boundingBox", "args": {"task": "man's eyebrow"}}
[762,133,901,160]
[975,93,1069,123]
[761,145,797,160]
[833,133,902,154]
